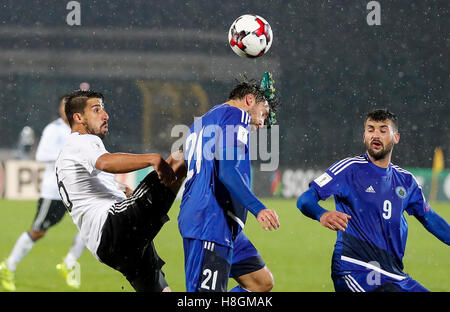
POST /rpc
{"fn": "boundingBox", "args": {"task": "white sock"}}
[64,232,85,269]
[7,232,35,272]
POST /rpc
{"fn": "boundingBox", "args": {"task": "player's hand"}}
[319,211,351,232]
[153,155,177,186]
[124,186,133,197]
[257,209,280,231]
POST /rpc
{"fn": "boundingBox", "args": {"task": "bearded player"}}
[297,109,449,292]
[55,90,186,291]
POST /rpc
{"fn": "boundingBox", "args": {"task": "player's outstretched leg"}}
[130,151,185,292]
[96,150,186,292]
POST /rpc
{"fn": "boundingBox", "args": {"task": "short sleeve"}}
[77,135,108,174]
[405,178,429,217]
[309,162,348,201]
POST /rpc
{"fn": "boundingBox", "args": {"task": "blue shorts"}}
[183,231,265,292]
[332,272,429,292]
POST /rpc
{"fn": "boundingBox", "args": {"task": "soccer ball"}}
[228,14,273,58]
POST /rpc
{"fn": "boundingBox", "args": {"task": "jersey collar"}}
[364,152,392,176]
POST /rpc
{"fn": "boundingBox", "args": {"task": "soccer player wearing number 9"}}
[297,109,450,292]
[179,77,280,292]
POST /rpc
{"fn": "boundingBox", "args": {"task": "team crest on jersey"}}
[395,186,407,199]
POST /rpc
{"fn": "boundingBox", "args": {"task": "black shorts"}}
[31,198,66,232]
[96,171,176,292]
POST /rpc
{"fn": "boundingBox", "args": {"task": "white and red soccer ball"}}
[228,14,273,58]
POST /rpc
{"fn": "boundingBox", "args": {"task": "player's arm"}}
[297,186,351,232]
[218,146,279,231]
[414,208,450,245]
[406,179,450,245]
[96,153,176,186]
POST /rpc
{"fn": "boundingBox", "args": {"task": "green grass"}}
[0,198,449,292]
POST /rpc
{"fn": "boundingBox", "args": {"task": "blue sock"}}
[229,285,250,292]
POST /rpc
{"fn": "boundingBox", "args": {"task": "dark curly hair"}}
[228,77,279,113]
[365,109,398,132]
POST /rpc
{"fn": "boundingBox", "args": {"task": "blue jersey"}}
[178,104,251,247]
[310,153,429,280]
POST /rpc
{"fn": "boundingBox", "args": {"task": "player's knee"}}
[244,267,274,292]
[257,268,274,292]
[29,230,46,241]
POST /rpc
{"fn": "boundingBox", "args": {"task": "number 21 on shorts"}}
[201,269,218,291]
[198,245,230,292]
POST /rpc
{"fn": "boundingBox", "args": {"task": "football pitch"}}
[0,198,449,292]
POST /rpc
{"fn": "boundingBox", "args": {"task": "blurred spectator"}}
[16,126,36,160]
[79,82,90,91]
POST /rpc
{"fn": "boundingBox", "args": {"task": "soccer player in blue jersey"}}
[297,109,450,292]
[179,75,280,292]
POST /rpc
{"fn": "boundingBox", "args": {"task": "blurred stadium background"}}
[0,0,448,292]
